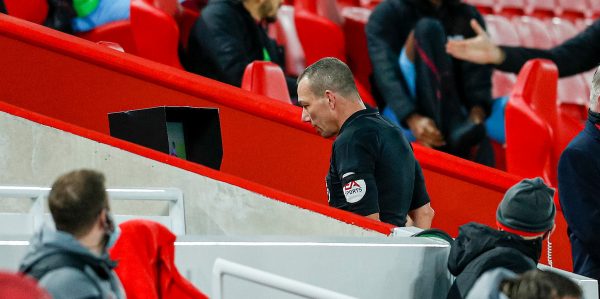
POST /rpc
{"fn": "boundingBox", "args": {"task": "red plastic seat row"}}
[466,0,597,20]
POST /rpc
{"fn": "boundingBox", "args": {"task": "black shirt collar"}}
[338,108,379,135]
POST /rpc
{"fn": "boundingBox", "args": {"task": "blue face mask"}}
[104,212,121,250]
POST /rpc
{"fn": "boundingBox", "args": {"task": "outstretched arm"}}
[446,19,505,65]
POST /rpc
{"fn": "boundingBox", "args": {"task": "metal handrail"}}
[0,186,185,235]
[212,258,357,299]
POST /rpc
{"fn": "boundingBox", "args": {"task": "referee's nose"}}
[301,109,311,123]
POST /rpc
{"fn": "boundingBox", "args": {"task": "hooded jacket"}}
[465,268,516,299]
[446,222,541,299]
[366,0,492,123]
[19,226,125,299]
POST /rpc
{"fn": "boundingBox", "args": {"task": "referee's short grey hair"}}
[590,65,600,112]
[297,57,359,100]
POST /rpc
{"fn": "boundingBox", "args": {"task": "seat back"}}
[526,0,556,18]
[505,59,557,184]
[294,6,346,66]
[270,5,306,77]
[4,0,48,24]
[77,20,137,54]
[131,0,183,69]
[498,0,526,17]
[556,0,588,21]
[464,0,496,14]
[484,15,520,98]
[342,7,373,94]
[241,61,293,104]
[512,16,553,48]
[557,75,589,121]
[545,18,578,45]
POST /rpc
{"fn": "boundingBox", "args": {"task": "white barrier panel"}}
[212,258,356,299]
[0,186,185,235]
[538,264,599,299]
[174,236,452,299]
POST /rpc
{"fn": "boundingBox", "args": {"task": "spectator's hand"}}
[406,114,446,148]
[469,106,486,125]
[446,19,505,65]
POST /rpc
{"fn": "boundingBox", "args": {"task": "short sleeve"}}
[333,129,381,216]
[409,161,431,210]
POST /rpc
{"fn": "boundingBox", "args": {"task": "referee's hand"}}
[406,114,445,148]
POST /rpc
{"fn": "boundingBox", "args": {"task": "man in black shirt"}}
[297,57,434,228]
[186,0,298,100]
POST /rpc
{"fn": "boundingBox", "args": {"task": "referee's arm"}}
[408,203,434,229]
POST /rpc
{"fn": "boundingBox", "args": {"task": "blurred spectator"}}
[447,177,556,299]
[298,57,434,228]
[45,0,130,33]
[186,0,299,101]
[110,219,209,299]
[467,268,582,299]
[19,169,125,299]
[446,19,600,77]
[0,1,6,14]
[558,67,600,292]
[0,272,51,299]
[366,0,495,164]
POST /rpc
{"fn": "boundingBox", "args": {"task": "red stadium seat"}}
[464,0,496,14]
[3,0,48,24]
[545,18,578,45]
[341,7,373,93]
[512,16,553,48]
[505,59,557,185]
[484,15,520,98]
[498,0,526,17]
[241,61,293,104]
[492,71,517,99]
[484,15,520,46]
[78,21,137,54]
[556,0,588,21]
[294,6,346,65]
[557,75,589,121]
[131,0,183,69]
[591,0,600,19]
[526,0,557,18]
[270,5,306,77]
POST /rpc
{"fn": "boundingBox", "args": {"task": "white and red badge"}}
[342,173,366,203]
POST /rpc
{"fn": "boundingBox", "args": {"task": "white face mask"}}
[104,212,121,250]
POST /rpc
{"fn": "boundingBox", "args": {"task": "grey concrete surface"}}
[0,112,382,237]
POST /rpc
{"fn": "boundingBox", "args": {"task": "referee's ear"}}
[325,90,336,110]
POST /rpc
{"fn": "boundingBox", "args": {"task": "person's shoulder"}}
[201,0,242,19]
[39,267,101,299]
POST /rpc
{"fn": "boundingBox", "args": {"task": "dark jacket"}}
[366,0,492,123]
[447,222,541,299]
[558,119,600,283]
[186,0,286,88]
[498,20,600,77]
[0,0,6,14]
[19,227,125,299]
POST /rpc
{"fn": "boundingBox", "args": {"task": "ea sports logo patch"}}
[343,179,366,203]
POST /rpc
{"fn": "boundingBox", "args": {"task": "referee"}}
[297,57,434,228]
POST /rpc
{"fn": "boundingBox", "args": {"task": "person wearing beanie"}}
[446,177,556,299]
[558,66,600,292]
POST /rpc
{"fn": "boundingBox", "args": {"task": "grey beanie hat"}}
[496,177,556,234]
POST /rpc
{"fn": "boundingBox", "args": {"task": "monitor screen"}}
[166,122,187,159]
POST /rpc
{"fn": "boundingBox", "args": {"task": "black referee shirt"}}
[326,109,430,227]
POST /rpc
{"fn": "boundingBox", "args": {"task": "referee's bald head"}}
[297,57,360,101]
